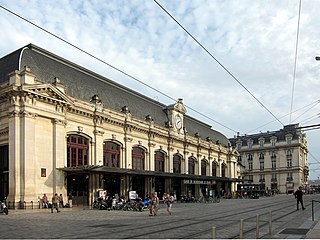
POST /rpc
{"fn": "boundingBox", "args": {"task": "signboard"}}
[129,191,137,200]
[183,180,211,185]
[99,190,106,199]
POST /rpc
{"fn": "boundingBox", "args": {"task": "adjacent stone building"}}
[0,44,240,206]
[229,124,309,194]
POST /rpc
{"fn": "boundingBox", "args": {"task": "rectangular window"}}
[71,148,77,167]
[260,161,264,171]
[78,149,83,165]
[237,143,242,150]
[287,137,292,144]
[272,159,276,170]
[248,142,253,149]
[259,141,264,147]
[248,162,253,171]
[41,168,46,177]
[287,159,292,168]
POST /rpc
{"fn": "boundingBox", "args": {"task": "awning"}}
[57,165,240,183]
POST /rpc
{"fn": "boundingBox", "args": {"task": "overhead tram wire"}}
[309,151,320,165]
[289,0,302,124]
[0,4,237,134]
[299,113,320,125]
[291,98,319,123]
[246,99,320,134]
[154,0,284,127]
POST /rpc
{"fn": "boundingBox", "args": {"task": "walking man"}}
[294,186,305,210]
[51,193,61,213]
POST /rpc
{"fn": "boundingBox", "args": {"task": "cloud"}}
[0,0,320,178]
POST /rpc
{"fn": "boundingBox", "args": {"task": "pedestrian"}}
[152,192,159,216]
[68,193,73,208]
[42,193,48,208]
[294,186,305,210]
[51,193,60,213]
[147,193,153,216]
[164,192,174,215]
[59,194,64,208]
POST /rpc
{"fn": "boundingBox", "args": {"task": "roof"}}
[229,124,302,146]
[0,43,229,146]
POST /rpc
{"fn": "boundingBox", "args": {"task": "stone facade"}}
[0,44,240,206]
[229,125,309,194]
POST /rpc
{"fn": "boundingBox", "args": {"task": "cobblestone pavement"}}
[0,194,319,239]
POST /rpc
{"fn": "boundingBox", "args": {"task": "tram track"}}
[183,197,315,239]
[84,197,295,239]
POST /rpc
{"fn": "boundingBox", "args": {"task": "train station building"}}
[0,44,240,206]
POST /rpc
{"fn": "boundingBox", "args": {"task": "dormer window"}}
[286,135,292,145]
[259,138,265,148]
[236,142,242,150]
[248,141,253,149]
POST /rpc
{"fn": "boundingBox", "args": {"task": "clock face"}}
[175,115,182,130]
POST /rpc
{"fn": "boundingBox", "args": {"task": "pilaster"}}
[52,118,67,194]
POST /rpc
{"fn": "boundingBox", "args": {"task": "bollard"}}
[31,201,33,209]
[312,200,314,221]
[269,210,272,234]
[256,214,259,239]
[212,226,216,239]
[239,219,244,239]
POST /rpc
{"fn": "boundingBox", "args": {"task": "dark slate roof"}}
[229,124,301,146]
[0,43,229,146]
[0,48,21,83]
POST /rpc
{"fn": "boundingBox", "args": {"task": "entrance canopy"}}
[58,165,240,183]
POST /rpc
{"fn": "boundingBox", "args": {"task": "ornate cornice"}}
[8,110,37,119]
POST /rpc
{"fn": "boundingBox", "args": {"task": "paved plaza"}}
[0,194,319,239]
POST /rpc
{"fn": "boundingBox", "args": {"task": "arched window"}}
[132,147,145,170]
[155,150,165,172]
[212,161,217,177]
[67,135,89,167]
[201,159,207,176]
[173,154,182,173]
[221,163,226,177]
[103,141,120,167]
[188,157,195,175]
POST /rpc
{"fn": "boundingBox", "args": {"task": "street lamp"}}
[316,56,320,61]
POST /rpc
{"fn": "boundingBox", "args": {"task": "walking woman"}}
[152,192,159,216]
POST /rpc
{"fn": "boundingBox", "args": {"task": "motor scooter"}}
[0,198,8,215]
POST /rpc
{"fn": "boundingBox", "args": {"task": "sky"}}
[1,0,320,180]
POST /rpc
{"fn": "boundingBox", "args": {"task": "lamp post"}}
[316,56,320,61]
